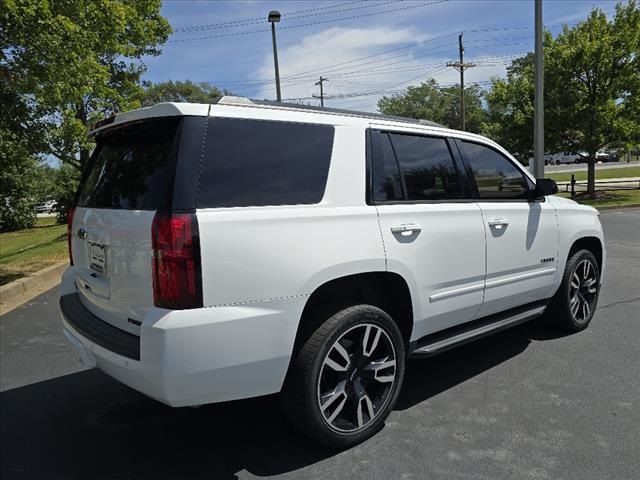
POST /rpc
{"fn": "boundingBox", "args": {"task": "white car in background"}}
[551,151,587,164]
[35,200,57,213]
[527,153,555,166]
[59,97,606,448]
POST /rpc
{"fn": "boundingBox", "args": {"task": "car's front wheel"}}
[548,249,601,332]
[281,305,405,448]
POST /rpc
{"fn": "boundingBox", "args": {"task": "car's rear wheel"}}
[548,249,600,332]
[281,305,405,448]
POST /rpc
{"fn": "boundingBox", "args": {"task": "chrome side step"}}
[410,304,546,358]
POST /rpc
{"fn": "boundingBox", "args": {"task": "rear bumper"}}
[59,274,306,407]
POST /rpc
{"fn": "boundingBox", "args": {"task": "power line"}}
[203,33,531,89]
[284,78,494,102]
[277,32,457,81]
[283,65,449,102]
[233,51,524,99]
[284,43,456,82]
[279,44,527,84]
[279,49,521,104]
[172,1,395,33]
[169,0,448,43]
[192,33,456,90]
[222,49,525,102]
[198,10,619,97]
[172,1,367,32]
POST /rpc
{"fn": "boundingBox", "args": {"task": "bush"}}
[0,197,37,232]
[0,155,39,232]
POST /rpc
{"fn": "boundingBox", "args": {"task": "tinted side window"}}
[389,134,462,200]
[198,118,334,208]
[371,131,403,202]
[461,141,528,199]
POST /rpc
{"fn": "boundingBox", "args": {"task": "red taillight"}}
[151,212,203,309]
[67,207,76,265]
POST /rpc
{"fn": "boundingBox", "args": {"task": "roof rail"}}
[212,95,444,128]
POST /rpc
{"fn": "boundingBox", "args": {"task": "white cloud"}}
[251,26,509,112]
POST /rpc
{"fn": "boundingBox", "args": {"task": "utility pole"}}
[313,76,329,107]
[446,33,475,131]
[533,0,544,178]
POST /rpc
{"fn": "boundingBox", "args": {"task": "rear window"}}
[197,118,334,208]
[78,118,180,210]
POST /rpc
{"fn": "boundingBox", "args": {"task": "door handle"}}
[488,218,509,229]
[391,223,422,235]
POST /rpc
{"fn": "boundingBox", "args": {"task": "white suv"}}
[60,96,605,448]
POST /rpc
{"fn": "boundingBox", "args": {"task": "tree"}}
[483,53,538,161]
[440,84,486,133]
[483,1,640,194]
[1,0,171,172]
[545,1,640,194]
[377,79,486,133]
[140,80,228,106]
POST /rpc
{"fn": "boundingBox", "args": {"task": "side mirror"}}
[533,178,558,197]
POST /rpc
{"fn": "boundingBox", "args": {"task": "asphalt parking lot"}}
[1,209,639,480]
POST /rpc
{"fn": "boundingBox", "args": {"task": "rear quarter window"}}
[197,118,335,208]
[78,118,180,210]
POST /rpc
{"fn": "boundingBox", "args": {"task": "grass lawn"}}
[0,217,68,286]
[546,165,640,208]
[558,189,640,209]
[547,165,640,183]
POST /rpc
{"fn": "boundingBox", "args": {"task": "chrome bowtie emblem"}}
[77,228,88,240]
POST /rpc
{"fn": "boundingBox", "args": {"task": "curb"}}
[0,261,68,304]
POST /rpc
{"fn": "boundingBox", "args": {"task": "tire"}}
[281,305,405,448]
[547,249,600,332]
[556,160,561,165]
[574,159,580,164]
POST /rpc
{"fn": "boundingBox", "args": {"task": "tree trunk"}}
[76,101,90,172]
[587,154,596,197]
[79,148,90,173]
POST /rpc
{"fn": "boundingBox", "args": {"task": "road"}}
[1,209,639,480]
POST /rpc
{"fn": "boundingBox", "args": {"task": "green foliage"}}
[51,164,81,224]
[141,80,228,106]
[483,1,640,193]
[0,155,40,232]
[440,85,486,133]
[377,79,486,133]
[1,0,171,171]
[482,53,537,161]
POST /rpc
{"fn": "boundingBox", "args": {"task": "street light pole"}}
[533,0,544,178]
[459,33,465,131]
[268,10,282,102]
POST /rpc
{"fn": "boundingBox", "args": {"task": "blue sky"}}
[143,0,621,111]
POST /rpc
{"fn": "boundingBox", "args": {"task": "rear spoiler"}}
[88,102,211,137]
